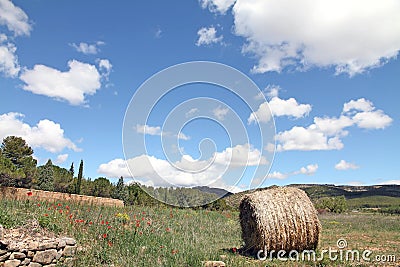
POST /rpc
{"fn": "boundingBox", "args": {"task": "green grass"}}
[347,195,400,209]
[1,198,399,266]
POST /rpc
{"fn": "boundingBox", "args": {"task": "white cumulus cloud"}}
[185,108,199,118]
[228,0,400,75]
[248,102,272,124]
[267,164,318,179]
[196,27,223,46]
[55,154,69,164]
[212,106,229,120]
[0,34,19,77]
[343,98,374,113]
[268,97,311,118]
[0,0,32,36]
[249,88,311,124]
[98,143,268,188]
[276,98,392,151]
[97,158,131,178]
[19,60,102,106]
[97,58,112,80]
[135,124,161,136]
[335,160,359,171]
[70,41,105,55]
[0,112,80,153]
[136,124,190,140]
[200,0,236,14]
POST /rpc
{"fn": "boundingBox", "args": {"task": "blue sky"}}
[0,0,399,191]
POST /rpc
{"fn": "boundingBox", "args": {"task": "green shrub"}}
[315,195,347,213]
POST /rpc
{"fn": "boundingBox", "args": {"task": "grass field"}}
[1,198,399,266]
[346,196,400,210]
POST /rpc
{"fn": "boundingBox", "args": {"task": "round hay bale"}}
[239,186,321,255]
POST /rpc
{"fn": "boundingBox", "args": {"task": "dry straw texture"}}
[239,186,321,254]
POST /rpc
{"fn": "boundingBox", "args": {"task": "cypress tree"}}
[69,162,74,177]
[113,176,127,202]
[75,160,83,194]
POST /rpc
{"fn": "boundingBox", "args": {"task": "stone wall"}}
[0,186,123,207]
[0,226,76,267]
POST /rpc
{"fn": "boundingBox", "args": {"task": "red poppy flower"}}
[44,213,48,217]
[147,221,151,226]
[107,226,111,229]
[166,227,171,232]
[102,233,107,238]
[171,249,178,255]
[37,203,41,207]
[27,191,33,196]
[107,240,113,247]
[232,247,237,253]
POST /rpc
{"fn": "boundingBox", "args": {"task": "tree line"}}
[0,136,127,201]
[0,136,230,210]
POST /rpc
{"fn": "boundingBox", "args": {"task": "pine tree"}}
[75,160,83,194]
[38,159,54,191]
[1,136,37,187]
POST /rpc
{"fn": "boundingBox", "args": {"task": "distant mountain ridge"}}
[192,186,232,198]
[224,184,400,208]
[289,184,400,199]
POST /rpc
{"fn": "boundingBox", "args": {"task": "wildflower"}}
[232,247,237,253]
[65,205,70,210]
[37,203,41,207]
[27,191,33,196]
[89,221,93,225]
[107,226,111,229]
[136,222,140,228]
[171,249,178,255]
[101,220,105,225]
[107,240,113,247]
[57,203,62,207]
[44,213,48,217]
[102,233,107,238]
[105,221,109,225]
[139,231,143,235]
[147,221,151,226]
[166,227,171,232]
